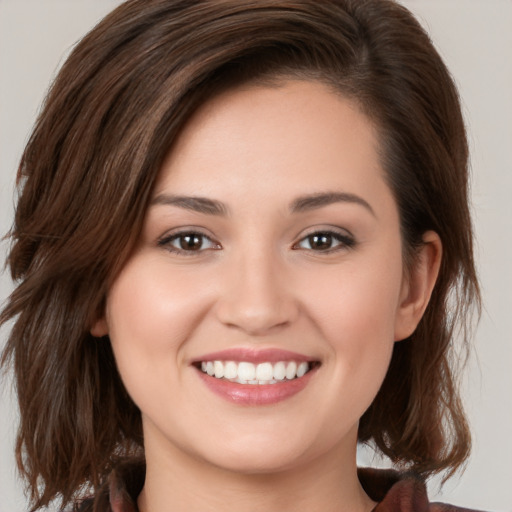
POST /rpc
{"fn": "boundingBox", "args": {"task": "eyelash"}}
[292,229,356,253]
[157,229,355,255]
[158,231,221,255]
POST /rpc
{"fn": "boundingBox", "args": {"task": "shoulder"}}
[358,467,488,512]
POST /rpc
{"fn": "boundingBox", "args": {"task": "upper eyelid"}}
[295,225,355,240]
[158,226,217,241]
[157,231,222,257]
[292,227,356,250]
[157,229,221,250]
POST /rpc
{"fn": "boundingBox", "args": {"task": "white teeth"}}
[273,361,286,380]
[238,362,256,381]
[256,362,273,380]
[199,359,312,384]
[297,362,309,378]
[214,360,224,379]
[224,361,238,379]
[285,361,297,380]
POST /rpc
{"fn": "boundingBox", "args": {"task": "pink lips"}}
[192,348,318,406]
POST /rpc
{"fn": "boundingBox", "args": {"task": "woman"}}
[0,1,483,511]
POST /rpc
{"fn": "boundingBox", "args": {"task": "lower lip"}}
[196,368,317,406]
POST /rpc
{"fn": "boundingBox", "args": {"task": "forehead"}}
[154,80,390,213]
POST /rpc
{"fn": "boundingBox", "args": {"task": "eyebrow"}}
[150,194,228,216]
[150,191,375,217]
[290,191,375,217]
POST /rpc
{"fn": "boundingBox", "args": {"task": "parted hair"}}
[1,0,480,510]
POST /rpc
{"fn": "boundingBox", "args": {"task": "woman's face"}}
[94,80,433,474]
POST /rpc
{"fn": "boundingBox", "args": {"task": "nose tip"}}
[219,301,293,336]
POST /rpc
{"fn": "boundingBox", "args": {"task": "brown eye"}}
[307,233,334,250]
[179,234,204,251]
[159,231,220,254]
[294,230,355,252]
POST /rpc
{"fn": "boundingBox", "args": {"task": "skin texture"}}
[92,80,441,512]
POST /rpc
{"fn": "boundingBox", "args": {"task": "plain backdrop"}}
[0,1,511,511]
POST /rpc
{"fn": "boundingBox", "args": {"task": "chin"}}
[188,426,333,476]
[207,448,308,476]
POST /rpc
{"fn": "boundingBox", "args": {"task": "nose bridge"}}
[216,242,297,335]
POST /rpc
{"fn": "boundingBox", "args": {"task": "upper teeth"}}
[200,360,310,384]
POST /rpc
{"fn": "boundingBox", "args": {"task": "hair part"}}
[1,1,480,510]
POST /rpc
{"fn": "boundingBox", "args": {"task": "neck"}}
[137,427,375,512]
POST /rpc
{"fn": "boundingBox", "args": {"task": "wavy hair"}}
[1,0,480,510]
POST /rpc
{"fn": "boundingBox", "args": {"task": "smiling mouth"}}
[196,360,318,385]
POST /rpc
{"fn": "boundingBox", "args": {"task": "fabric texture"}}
[74,461,484,512]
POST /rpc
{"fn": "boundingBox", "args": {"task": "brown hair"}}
[1,0,480,510]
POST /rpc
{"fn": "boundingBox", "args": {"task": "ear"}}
[394,231,442,341]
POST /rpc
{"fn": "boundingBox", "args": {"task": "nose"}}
[214,250,299,336]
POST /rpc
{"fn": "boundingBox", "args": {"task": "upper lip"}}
[191,348,317,365]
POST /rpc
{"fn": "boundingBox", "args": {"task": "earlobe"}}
[90,317,109,337]
[394,231,442,341]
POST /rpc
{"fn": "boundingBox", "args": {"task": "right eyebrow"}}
[150,194,228,216]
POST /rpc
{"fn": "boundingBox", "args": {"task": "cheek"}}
[309,258,403,344]
[104,257,211,384]
[103,257,216,422]
[303,249,404,393]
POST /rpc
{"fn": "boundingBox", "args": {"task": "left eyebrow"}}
[290,191,376,217]
[150,194,228,216]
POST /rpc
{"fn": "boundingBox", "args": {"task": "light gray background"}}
[0,1,511,511]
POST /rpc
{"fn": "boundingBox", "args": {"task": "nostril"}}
[215,300,298,335]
